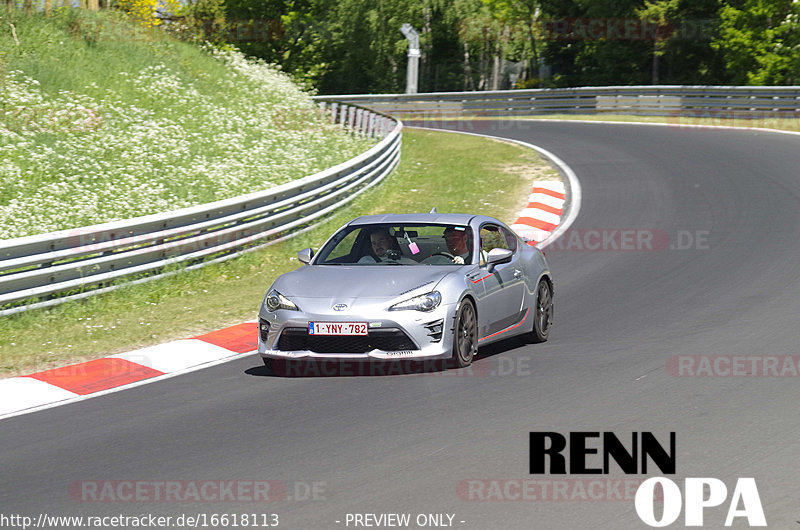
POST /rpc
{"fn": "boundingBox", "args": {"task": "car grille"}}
[277,328,418,353]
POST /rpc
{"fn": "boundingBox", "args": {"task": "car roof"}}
[348,213,503,227]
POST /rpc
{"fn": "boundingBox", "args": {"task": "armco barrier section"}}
[313,86,800,118]
[0,103,401,315]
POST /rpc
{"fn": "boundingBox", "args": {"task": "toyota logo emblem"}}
[333,303,348,311]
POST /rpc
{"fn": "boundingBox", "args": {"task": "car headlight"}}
[264,289,299,311]
[389,291,442,312]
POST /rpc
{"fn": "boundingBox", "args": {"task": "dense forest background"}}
[167,0,800,93]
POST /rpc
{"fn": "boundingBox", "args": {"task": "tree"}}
[713,0,800,85]
[481,0,542,87]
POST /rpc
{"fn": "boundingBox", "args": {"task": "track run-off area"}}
[2,120,800,529]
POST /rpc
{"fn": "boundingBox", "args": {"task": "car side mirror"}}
[486,248,512,273]
[297,248,314,264]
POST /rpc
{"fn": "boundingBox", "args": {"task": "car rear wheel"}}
[526,279,553,343]
[451,299,478,368]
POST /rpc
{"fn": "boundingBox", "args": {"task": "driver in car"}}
[443,226,471,264]
[358,228,415,264]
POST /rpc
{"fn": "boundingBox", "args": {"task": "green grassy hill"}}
[0,9,373,239]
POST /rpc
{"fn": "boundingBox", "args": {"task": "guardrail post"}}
[355,108,364,136]
[330,102,338,124]
[348,106,356,133]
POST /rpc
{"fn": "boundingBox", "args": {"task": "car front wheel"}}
[526,279,553,343]
[451,299,478,368]
[262,357,276,374]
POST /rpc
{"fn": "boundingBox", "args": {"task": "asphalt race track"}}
[2,121,800,529]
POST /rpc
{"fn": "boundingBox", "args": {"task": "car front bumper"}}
[258,301,458,363]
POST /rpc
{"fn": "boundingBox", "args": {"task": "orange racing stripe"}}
[29,358,163,395]
[514,217,558,231]
[195,322,258,353]
[532,187,566,200]
[526,202,563,215]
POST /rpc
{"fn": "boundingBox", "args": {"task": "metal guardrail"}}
[314,86,800,119]
[0,103,402,315]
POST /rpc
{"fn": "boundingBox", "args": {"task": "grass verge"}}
[0,10,371,238]
[0,127,559,378]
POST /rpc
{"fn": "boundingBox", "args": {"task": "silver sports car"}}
[258,213,553,370]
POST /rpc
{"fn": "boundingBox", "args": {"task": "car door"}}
[476,224,526,339]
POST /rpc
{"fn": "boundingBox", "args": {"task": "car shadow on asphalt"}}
[244,336,528,378]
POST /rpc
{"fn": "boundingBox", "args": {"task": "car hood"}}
[274,265,463,300]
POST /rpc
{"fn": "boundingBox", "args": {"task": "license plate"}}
[308,322,368,336]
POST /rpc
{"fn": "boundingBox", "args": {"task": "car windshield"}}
[314,224,473,265]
